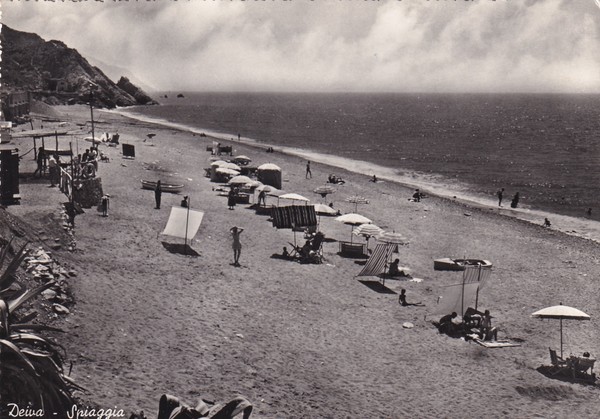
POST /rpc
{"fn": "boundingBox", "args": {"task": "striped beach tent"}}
[436,265,492,316]
[357,243,397,284]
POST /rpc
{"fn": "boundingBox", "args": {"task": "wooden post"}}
[55,130,58,154]
[33,137,37,160]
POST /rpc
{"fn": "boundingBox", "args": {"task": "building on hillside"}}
[0,91,32,122]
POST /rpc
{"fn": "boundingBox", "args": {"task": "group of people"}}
[497,188,520,209]
[33,147,63,187]
[438,308,498,341]
[327,174,345,184]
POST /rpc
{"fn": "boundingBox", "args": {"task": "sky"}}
[2,0,600,93]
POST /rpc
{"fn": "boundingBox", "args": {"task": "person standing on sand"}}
[587,208,592,217]
[33,147,45,178]
[101,194,110,217]
[155,180,162,209]
[228,188,237,210]
[306,161,312,179]
[497,188,504,207]
[230,226,244,266]
[510,192,520,208]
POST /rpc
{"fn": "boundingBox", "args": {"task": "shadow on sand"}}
[358,280,396,294]
[536,365,597,387]
[161,242,200,257]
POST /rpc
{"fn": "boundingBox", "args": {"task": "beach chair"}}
[549,348,567,367]
[339,241,368,258]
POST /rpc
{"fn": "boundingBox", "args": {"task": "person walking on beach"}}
[230,226,244,266]
[227,187,237,210]
[101,194,110,217]
[33,147,45,178]
[587,208,592,217]
[258,190,266,207]
[510,192,520,208]
[306,161,312,179]
[155,180,162,209]
[497,188,504,207]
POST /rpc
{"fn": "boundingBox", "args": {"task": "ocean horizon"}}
[115,92,600,225]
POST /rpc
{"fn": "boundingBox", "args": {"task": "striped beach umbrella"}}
[376,231,409,245]
[353,223,384,249]
[345,195,369,212]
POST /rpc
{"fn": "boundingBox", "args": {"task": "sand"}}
[9,105,600,418]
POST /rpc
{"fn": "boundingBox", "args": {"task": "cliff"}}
[0,25,158,108]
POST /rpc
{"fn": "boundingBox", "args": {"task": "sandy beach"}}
[9,104,600,418]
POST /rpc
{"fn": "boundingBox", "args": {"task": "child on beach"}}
[398,289,424,307]
[497,188,504,206]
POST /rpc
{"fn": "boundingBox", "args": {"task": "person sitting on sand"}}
[181,196,189,208]
[398,289,424,307]
[543,218,551,227]
[371,175,377,183]
[438,312,458,335]
[479,310,498,341]
[282,247,290,258]
[463,307,484,328]
[412,189,422,202]
[388,259,410,277]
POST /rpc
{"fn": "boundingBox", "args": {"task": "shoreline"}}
[9,104,600,418]
[113,106,600,245]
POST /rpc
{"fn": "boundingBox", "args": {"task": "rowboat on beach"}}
[141,180,184,194]
[433,258,492,271]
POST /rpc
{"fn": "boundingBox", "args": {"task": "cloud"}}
[2,0,600,92]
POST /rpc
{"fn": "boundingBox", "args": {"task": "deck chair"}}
[549,348,567,367]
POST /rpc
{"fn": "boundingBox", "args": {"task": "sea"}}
[117,92,600,223]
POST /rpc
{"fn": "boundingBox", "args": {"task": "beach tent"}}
[257,163,282,189]
[357,243,397,285]
[436,265,492,316]
[161,206,204,248]
[122,143,135,158]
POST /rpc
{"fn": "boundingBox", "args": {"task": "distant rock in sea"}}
[177,93,185,98]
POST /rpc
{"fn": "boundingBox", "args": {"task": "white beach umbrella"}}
[233,155,251,163]
[257,163,281,171]
[532,304,591,358]
[215,167,240,176]
[314,204,337,215]
[220,162,241,171]
[257,184,284,197]
[279,193,310,203]
[228,175,254,186]
[210,160,228,167]
[336,213,372,243]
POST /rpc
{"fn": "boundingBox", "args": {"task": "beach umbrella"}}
[314,203,337,215]
[233,155,251,163]
[314,185,336,199]
[228,175,254,186]
[215,167,240,177]
[353,223,384,250]
[257,163,281,171]
[336,213,372,243]
[278,193,310,206]
[345,195,369,212]
[377,231,409,245]
[532,304,591,358]
[210,159,228,166]
[220,162,241,171]
[257,184,283,195]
